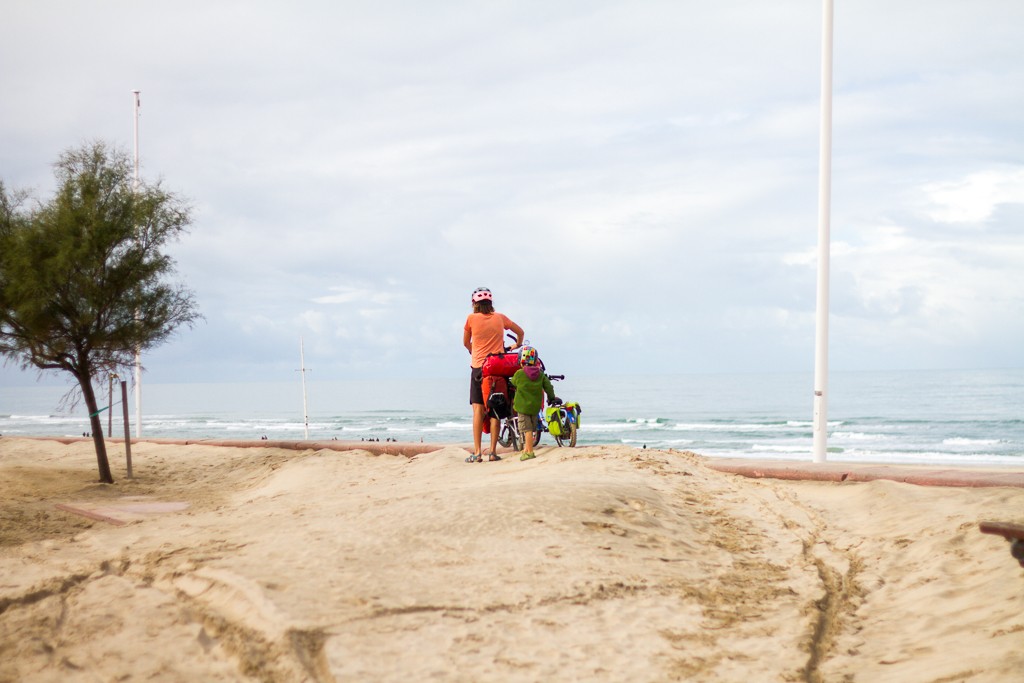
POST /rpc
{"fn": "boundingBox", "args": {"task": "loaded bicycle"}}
[481,338,581,451]
[496,374,564,451]
[544,397,582,448]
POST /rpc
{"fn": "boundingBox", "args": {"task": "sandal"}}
[520,452,536,461]
[487,453,502,462]
[465,453,482,463]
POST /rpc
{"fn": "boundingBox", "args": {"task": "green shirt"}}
[510,369,556,416]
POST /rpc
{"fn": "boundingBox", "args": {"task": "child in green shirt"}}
[509,346,558,460]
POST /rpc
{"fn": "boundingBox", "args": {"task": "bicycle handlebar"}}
[499,334,565,381]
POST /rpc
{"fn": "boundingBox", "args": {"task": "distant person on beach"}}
[510,346,558,461]
[463,286,523,463]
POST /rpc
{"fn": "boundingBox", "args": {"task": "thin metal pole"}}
[121,380,133,478]
[108,374,114,437]
[132,90,140,186]
[812,0,833,463]
[132,90,142,438]
[299,337,310,440]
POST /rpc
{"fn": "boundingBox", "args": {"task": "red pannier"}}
[482,352,520,377]
[481,375,511,433]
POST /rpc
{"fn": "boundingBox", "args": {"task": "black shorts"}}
[469,367,484,405]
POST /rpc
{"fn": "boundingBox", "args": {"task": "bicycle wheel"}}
[555,416,576,447]
[499,418,520,451]
[497,419,513,448]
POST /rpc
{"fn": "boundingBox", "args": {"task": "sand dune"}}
[1,437,1022,682]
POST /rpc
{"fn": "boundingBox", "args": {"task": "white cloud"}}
[922,168,1024,224]
[2,0,1024,383]
[783,222,1024,358]
[312,285,405,306]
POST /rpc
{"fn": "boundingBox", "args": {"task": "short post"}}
[120,380,133,478]
[108,373,116,437]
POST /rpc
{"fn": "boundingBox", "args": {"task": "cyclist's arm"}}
[505,318,524,350]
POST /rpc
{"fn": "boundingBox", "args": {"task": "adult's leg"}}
[469,367,485,456]
[489,417,499,454]
[472,403,485,455]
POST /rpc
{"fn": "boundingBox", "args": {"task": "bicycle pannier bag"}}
[545,406,566,436]
[483,375,512,419]
[482,352,520,377]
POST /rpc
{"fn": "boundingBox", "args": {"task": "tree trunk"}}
[79,373,114,484]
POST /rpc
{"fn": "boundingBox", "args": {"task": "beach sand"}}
[1,437,1022,682]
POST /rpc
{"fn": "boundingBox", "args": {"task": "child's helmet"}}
[520,346,539,366]
[471,287,492,302]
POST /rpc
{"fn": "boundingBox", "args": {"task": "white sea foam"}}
[671,422,810,433]
[586,422,644,432]
[831,431,885,441]
[626,417,666,425]
[752,444,812,453]
[435,420,468,428]
[942,437,1002,446]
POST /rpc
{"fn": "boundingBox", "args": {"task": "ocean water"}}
[2,369,1022,467]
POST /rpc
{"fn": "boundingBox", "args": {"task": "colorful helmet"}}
[520,346,539,366]
[471,287,492,303]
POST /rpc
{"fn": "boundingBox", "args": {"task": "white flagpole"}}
[299,337,310,440]
[812,0,833,462]
[132,89,143,438]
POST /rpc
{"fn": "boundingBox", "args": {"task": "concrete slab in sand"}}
[704,458,1024,489]
[55,498,190,526]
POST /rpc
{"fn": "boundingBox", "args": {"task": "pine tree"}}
[0,142,200,483]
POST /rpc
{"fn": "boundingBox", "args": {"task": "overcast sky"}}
[2,0,1022,386]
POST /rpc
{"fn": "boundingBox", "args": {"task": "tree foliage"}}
[0,141,200,483]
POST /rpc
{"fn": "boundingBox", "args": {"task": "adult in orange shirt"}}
[463,287,524,462]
